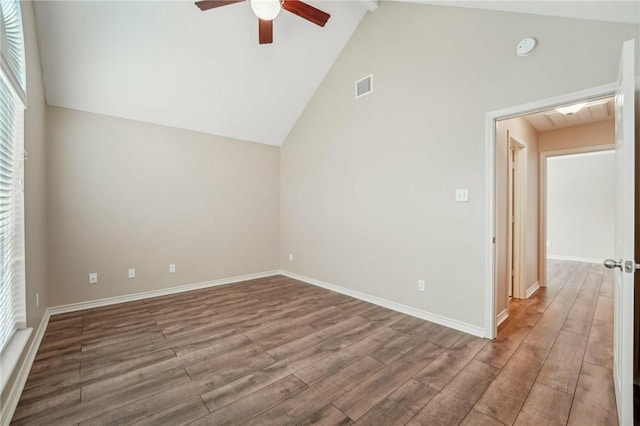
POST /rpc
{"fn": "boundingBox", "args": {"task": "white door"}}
[606,38,636,426]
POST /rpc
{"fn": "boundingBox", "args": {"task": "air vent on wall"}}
[355,74,373,99]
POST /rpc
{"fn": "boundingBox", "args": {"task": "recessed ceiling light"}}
[555,102,586,115]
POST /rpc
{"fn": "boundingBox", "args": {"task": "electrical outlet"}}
[128,268,136,278]
[418,280,425,292]
[169,264,176,273]
[289,253,293,261]
[89,273,98,284]
[36,293,39,308]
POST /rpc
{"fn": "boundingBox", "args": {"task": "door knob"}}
[604,259,623,270]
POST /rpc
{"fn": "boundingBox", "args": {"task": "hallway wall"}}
[495,117,539,316]
[546,151,615,262]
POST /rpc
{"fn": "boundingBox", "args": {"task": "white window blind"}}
[0,73,25,353]
[0,0,26,354]
[0,0,27,103]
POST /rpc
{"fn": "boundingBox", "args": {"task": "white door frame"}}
[484,82,616,339]
[507,134,527,300]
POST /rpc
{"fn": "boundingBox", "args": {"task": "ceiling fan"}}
[195,0,331,45]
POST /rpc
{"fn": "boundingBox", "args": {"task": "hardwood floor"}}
[11,260,617,425]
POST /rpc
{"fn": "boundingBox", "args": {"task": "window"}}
[0,0,28,390]
[0,75,25,352]
[1,0,27,100]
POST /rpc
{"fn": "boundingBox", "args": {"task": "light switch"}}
[455,189,469,202]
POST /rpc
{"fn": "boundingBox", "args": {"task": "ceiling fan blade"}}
[282,0,330,27]
[195,0,245,11]
[258,19,273,44]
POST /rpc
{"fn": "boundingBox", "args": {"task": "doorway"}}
[484,83,617,339]
[486,40,636,425]
[496,98,614,329]
[541,148,615,269]
[507,134,526,301]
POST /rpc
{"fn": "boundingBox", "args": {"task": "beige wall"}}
[496,117,539,316]
[280,2,639,328]
[46,108,280,306]
[2,0,49,411]
[23,0,48,330]
[539,120,615,153]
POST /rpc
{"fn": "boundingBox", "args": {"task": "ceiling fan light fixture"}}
[251,0,281,20]
[555,102,587,115]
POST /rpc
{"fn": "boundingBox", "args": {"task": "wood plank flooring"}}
[11,260,617,425]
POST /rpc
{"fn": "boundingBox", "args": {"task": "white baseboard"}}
[48,270,281,316]
[281,270,485,338]
[1,310,50,426]
[496,309,509,326]
[548,255,602,264]
[526,281,540,299]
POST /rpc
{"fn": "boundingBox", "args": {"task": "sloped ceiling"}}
[525,98,614,132]
[406,0,640,25]
[33,1,639,146]
[34,0,368,146]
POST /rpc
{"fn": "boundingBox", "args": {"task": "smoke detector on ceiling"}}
[516,38,537,57]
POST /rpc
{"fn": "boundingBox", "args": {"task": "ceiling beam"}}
[359,0,379,12]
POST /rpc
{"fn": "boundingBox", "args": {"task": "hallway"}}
[475,260,617,424]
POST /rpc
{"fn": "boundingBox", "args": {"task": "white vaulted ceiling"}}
[34,0,368,146]
[33,1,639,146]
[403,1,640,25]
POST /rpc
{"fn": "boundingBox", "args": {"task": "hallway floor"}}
[482,259,617,425]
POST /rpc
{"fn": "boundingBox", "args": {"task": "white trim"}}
[526,281,540,299]
[496,309,509,326]
[508,134,528,300]
[281,270,485,338]
[546,150,614,160]
[0,311,49,426]
[484,110,497,339]
[0,328,32,392]
[486,83,616,122]
[539,150,547,289]
[547,255,603,264]
[48,270,281,315]
[484,82,617,339]
[542,145,616,158]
